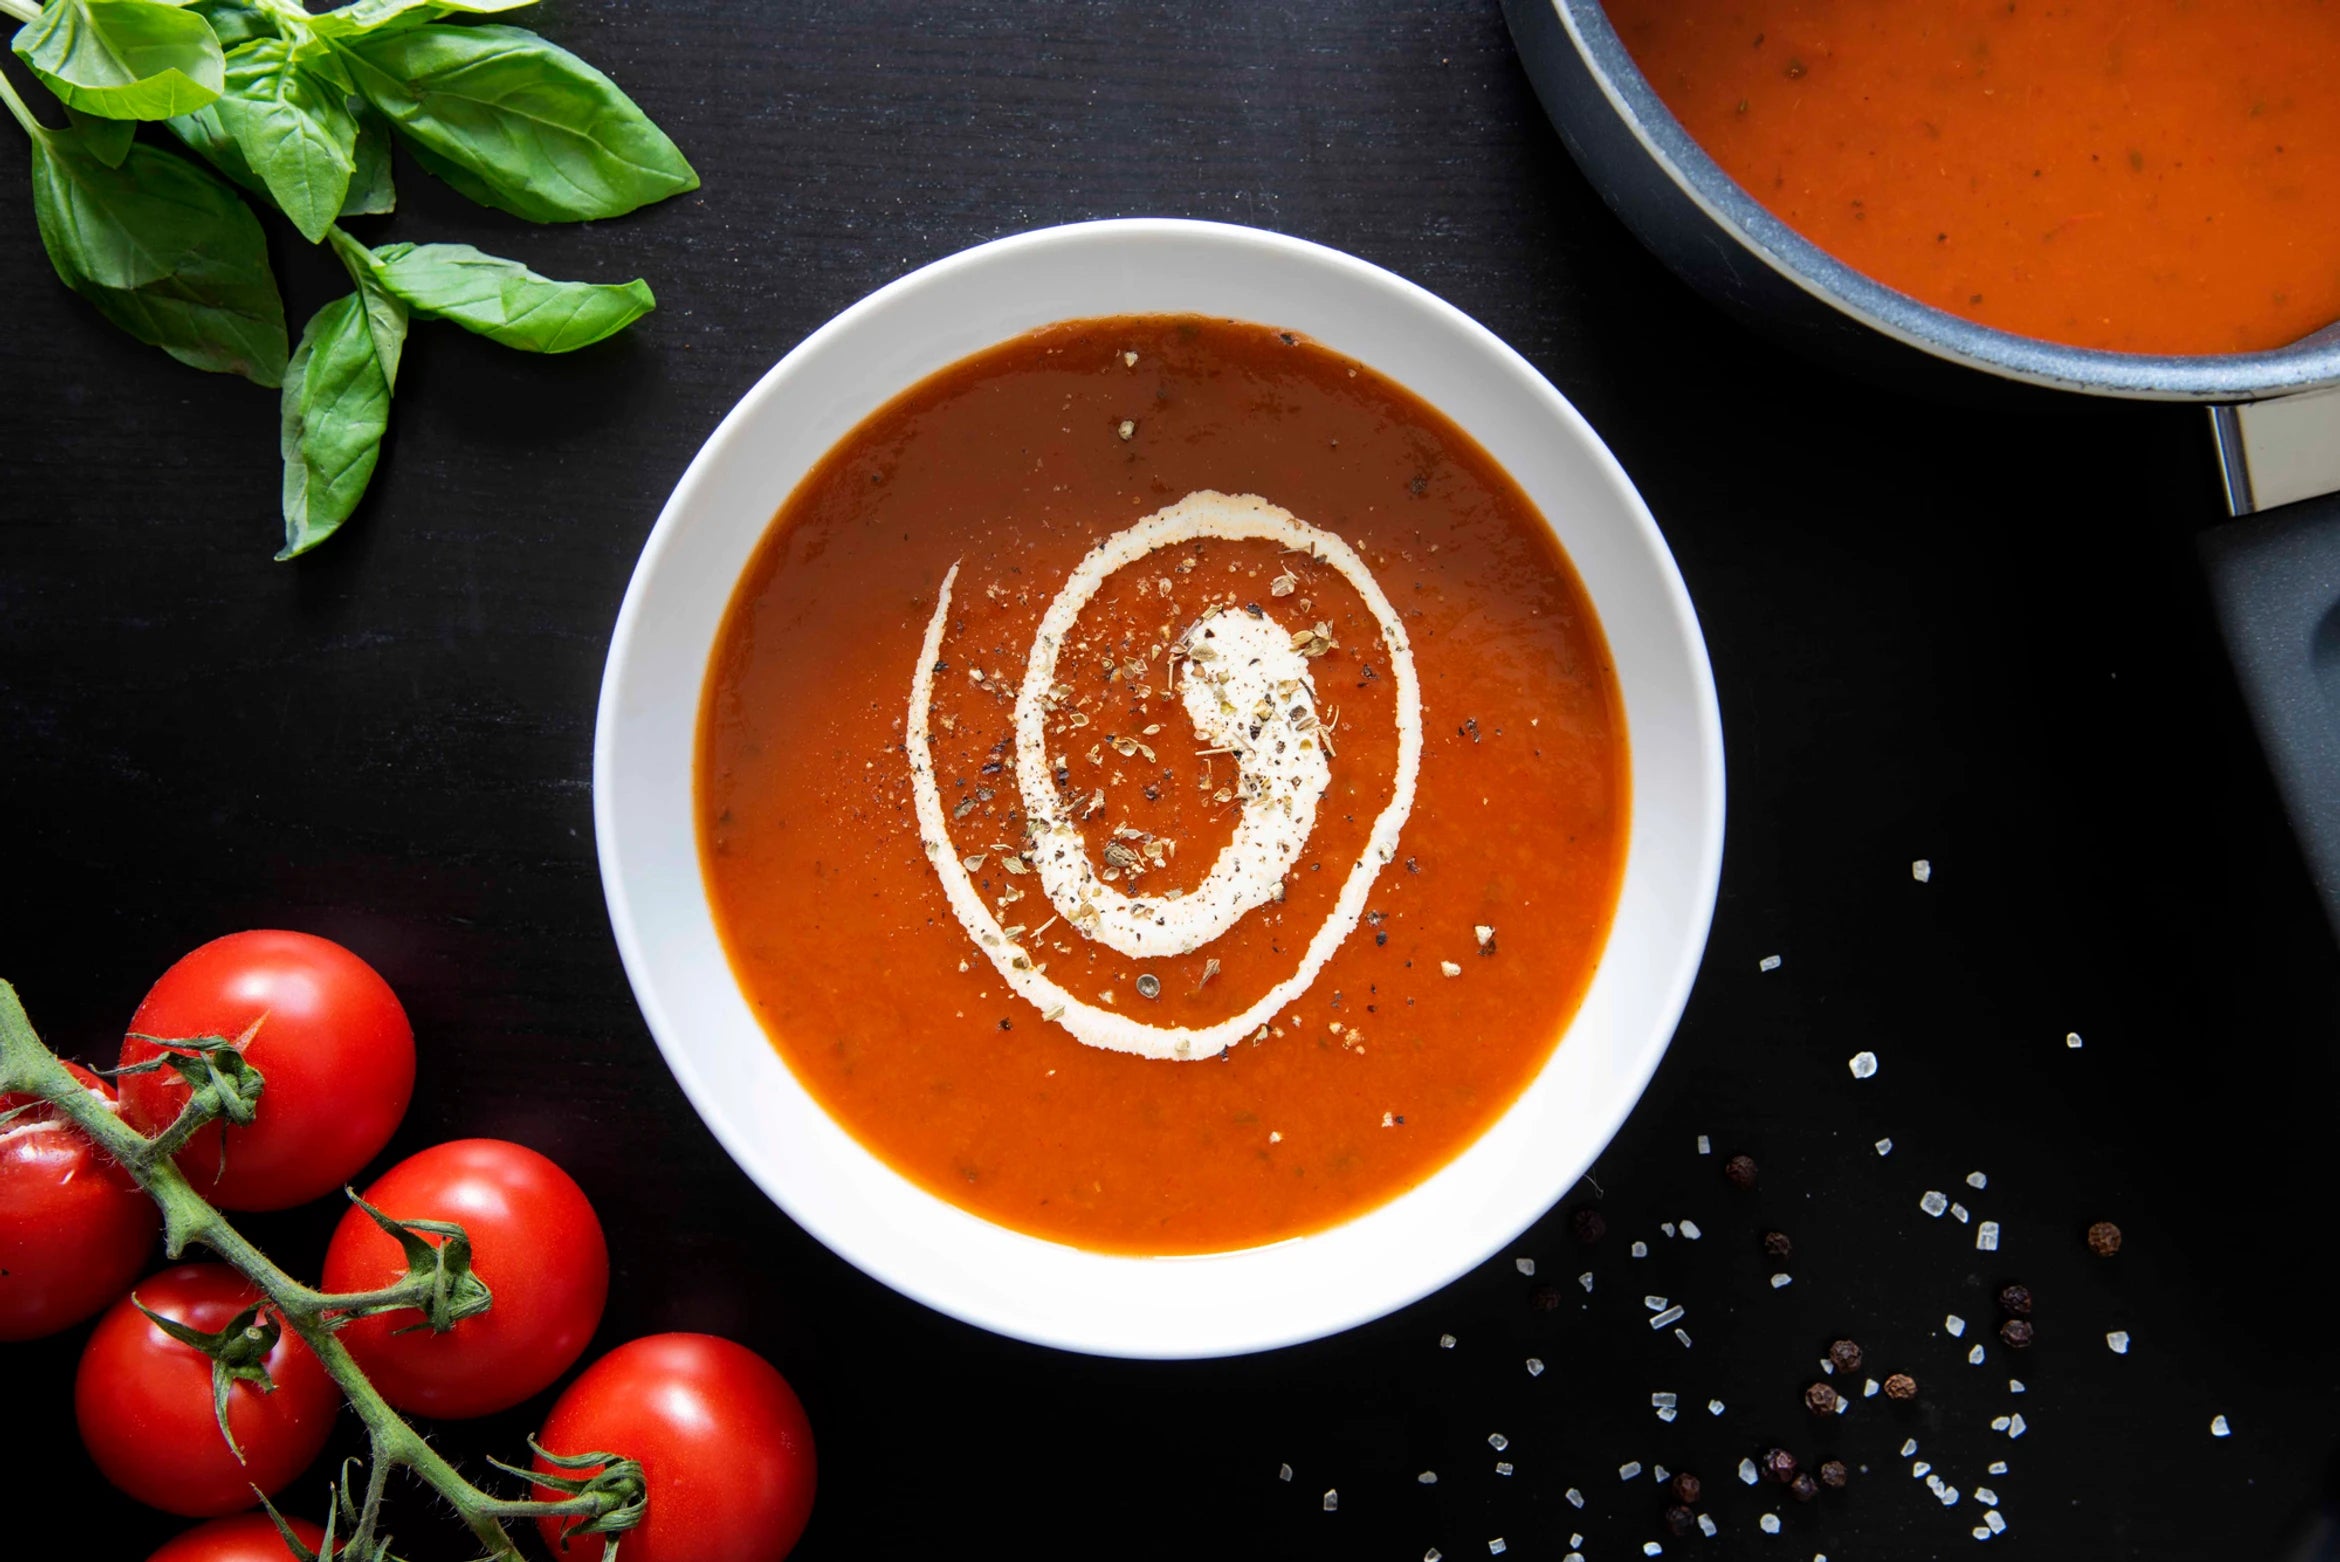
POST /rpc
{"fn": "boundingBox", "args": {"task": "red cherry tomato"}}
[0,1061,156,1341]
[76,1263,338,1516]
[117,931,414,1212]
[322,1138,607,1419]
[148,1512,329,1562]
[534,1334,816,1562]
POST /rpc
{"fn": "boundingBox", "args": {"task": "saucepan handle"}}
[2197,492,2340,939]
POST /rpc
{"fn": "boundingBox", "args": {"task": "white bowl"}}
[594,218,1724,1359]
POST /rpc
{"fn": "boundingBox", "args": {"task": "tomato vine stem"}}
[0,980,640,1561]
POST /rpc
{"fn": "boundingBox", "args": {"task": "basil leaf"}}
[13,0,226,120]
[279,288,402,558]
[163,95,259,190]
[187,0,272,50]
[325,224,406,385]
[67,104,135,166]
[308,0,538,40]
[336,23,695,222]
[339,95,394,214]
[366,239,651,352]
[27,125,289,384]
[208,36,356,241]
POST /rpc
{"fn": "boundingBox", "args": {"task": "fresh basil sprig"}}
[3,0,691,559]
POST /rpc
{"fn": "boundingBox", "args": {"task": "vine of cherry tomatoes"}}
[2,931,817,1561]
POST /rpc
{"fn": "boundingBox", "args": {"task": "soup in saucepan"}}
[1609,0,2340,355]
[699,316,1627,1255]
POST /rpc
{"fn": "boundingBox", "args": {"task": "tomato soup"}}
[1607,0,2340,355]
[698,317,1627,1255]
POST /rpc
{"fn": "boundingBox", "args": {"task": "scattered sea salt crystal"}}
[1709,1399,1726,1415]
[1566,1487,1585,1508]
[1835,1394,1849,1415]
[1580,1272,1595,1292]
[1967,1171,1989,1189]
[1986,1512,2007,1535]
[2008,1414,2027,1438]
[1489,1541,1506,1556]
[1567,1555,1585,1562]
[1974,1488,1997,1507]
[1759,1514,1781,1535]
[1488,1433,1509,1452]
[1662,1222,1677,1238]
[1496,1462,1513,1476]
[1645,1546,1664,1557]
[1740,1458,1760,1485]
[1990,1416,2011,1432]
[1646,1295,1669,1311]
[2009,1380,2025,1394]
[1901,1440,1920,1458]
[1657,1406,1679,1422]
[1699,1515,1717,1537]
[1759,955,1782,972]
[1621,1461,1644,1481]
[1632,1241,1649,1258]
[1651,1305,1686,1330]
[1440,1333,1456,1349]
[1654,1392,1678,1408]
[1969,1344,1986,1365]
[1820,1358,1834,1375]
[2107,1331,2130,1355]
[1654,1465,1670,1483]
[1516,1257,1536,1276]
[1527,1358,1545,1377]
[1323,1490,1338,1511]
[1876,1137,1894,1156]
[1770,1272,1793,1289]
[1973,1528,1993,1542]
[1941,1486,1961,1507]
[1698,1134,1711,1155]
[1977,1220,2000,1252]
[1419,1471,1438,1484]
[1951,1203,1971,1224]
[1681,1219,1703,1240]
[1280,1463,1293,1482]
[1864,1378,1880,1398]
[1440,961,1463,978]
[1849,1050,1879,1079]
[1676,1328,1694,1347]
[1913,859,1932,882]
[1572,1536,1584,1549]
[1428,1551,1443,1562]
[1988,1461,2007,1474]
[1945,1314,1967,1337]
[1921,1190,1949,1217]
[2211,1415,2231,1438]
[1915,1462,1933,1479]
[2066,1031,2083,1049]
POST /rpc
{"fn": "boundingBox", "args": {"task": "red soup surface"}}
[698,316,1628,1255]
[1608,0,2340,355]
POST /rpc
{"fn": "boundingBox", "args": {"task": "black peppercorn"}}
[1805,1382,1840,1416]
[1571,1206,1607,1244]
[1818,1460,1848,1489]
[1998,1283,2032,1316]
[2087,1221,2123,1257]
[1671,1473,1702,1505]
[1828,1338,1862,1373]
[1664,1505,1696,1536]
[1724,1153,1759,1189]
[1762,1230,1793,1260]
[1999,1317,2034,1348]
[1529,1283,1563,1312]
[1883,1373,1916,1401]
[1762,1448,1798,1483]
[1789,1473,1819,1503]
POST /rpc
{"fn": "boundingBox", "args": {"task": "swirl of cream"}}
[905,491,1421,1060]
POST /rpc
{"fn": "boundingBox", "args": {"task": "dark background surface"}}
[4,2,2337,1557]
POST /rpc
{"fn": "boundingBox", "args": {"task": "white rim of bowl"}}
[594,217,1726,1357]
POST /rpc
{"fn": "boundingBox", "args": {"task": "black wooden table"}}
[5,3,2337,1557]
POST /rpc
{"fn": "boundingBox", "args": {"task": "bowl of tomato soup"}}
[1505,0,2340,401]
[596,220,1723,1357]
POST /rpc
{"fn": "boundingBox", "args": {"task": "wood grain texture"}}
[2,2,2335,1556]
